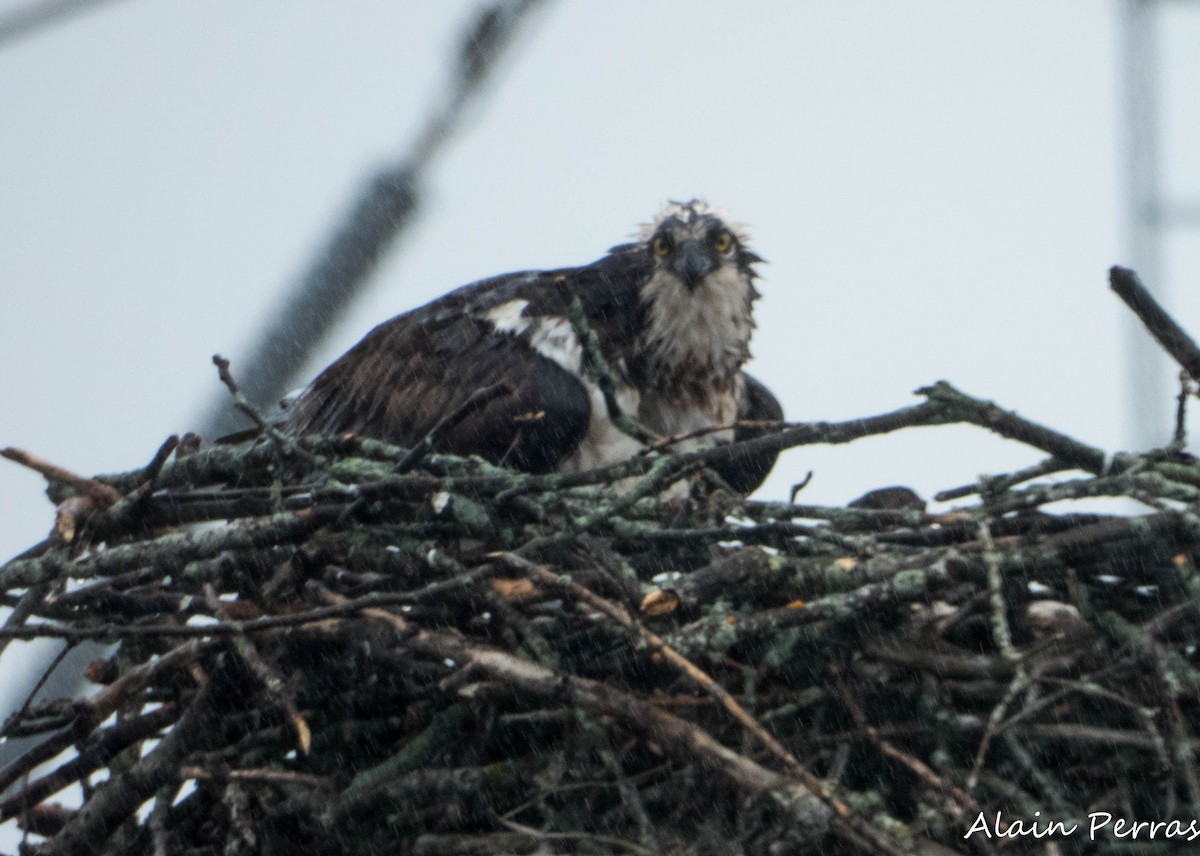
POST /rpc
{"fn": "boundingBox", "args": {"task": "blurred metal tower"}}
[1119,0,1200,449]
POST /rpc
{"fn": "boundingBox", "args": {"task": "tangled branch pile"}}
[3,268,1200,856]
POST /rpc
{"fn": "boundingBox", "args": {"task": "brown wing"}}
[287,249,653,472]
[286,310,592,473]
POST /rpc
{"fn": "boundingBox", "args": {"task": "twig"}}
[0,584,47,661]
[0,590,470,641]
[34,384,1115,524]
[977,519,1018,662]
[490,812,655,856]
[0,642,75,738]
[789,470,814,502]
[1,506,338,591]
[211,355,315,464]
[139,434,179,486]
[1111,265,1200,382]
[935,457,1071,502]
[203,585,311,755]
[0,706,179,824]
[917,381,1108,474]
[0,448,121,507]
[1174,371,1194,449]
[1092,609,1200,697]
[180,765,331,789]
[147,783,179,856]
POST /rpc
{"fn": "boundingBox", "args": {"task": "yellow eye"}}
[712,231,733,254]
[653,235,672,257]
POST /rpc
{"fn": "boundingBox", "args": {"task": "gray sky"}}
[1,1,1198,840]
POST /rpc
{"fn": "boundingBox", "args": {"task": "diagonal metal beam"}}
[200,0,549,438]
[0,0,125,48]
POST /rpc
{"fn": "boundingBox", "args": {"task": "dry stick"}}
[1110,265,1200,382]
[147,783,180,856]
[0,448,121,507]
[979,519,1019,662]
[628,380,1109,489]
[493,552,910,856]
[1020,722,1200,751]
[490,813,655,856]
[916,381,1108,474]
[212,354,314,463]
[201,585,311,756]
[1,504,338,592]
[1,641,76,737]
[179,765,331,789]
[139,434,179,485]
[0,591,454,642]
[935,457,1071,503]
[507,382,1103,553]
[1007,674,1161,745]
[968,671,1031,794]
[0,638,211,801]
[79,435,183,540]
[0,584,47,660]
[0,391,1062,581]
[48,566,166,610]
[1174,371,1195,449]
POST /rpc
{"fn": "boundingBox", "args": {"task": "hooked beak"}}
[670,240,716,289]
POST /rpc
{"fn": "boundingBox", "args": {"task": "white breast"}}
[638,265,753,384]
[638,389,736,452]
[558,382,644,473]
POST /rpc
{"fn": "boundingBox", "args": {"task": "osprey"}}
[286,200,782,492]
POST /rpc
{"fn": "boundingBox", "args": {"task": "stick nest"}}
[4,268,1200,855]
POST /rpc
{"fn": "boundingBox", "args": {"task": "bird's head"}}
[614,200,763,390]
[637,199,761,292]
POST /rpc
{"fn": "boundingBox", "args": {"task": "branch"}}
[1,447,121,507]
[916,381,1108,474]
[1111,265,1200,382]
